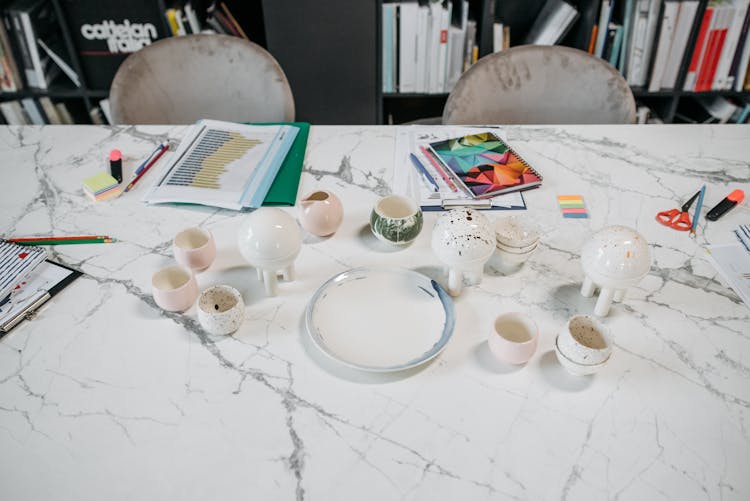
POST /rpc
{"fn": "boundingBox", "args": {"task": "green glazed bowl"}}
[370,195,423,245]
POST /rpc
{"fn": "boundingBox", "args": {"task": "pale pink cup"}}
[488,312,539,365]
[173,227,216,272]
[152,266,198,312]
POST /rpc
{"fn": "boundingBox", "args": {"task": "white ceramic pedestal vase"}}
[580,225,651,316]
[237,207,302,296]
[431,208,495,296]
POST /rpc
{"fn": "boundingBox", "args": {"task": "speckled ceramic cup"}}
[152,266,198,312]
[557,314,612,365]
[370,195,423,245]
[197,285,245,335]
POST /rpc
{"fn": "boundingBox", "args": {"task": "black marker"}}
[109,149,122,183]
[706,189,744,221]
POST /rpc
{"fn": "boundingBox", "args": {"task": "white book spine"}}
[735,10,750,90]
[649,1,679,91]
[19,12,44,89]
[661,1,698,88]
[415,6,429,93]
[627,0,652,85]
[713,0,749,89]
[399,3,418,93]
[437,2,451,93]
[595,0,612,57]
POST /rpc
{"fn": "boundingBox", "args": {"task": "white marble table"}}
[1,124,749,500]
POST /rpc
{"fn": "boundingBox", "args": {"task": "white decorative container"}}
[237,207,302,296]
[298,190,344,237]
[580,225,651,316]
[431,208,495,296]
[197,285,245,335]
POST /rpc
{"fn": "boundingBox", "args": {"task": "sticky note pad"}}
[558,195,588,218]
[83,172,121,201]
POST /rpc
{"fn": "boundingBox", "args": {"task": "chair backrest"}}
[109,34,295,125]
[443,45,636,125]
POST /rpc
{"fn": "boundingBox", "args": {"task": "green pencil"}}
[11,238,116,246]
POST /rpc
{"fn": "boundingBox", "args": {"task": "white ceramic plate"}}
[306,268,456,372]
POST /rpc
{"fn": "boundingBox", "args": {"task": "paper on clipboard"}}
[0,261,81,334]
[393,125,527,211]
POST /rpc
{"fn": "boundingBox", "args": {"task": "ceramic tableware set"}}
[150,188,650,377]
[151,227,245,335]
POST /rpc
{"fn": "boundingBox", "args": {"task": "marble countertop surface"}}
[0,124,749,500]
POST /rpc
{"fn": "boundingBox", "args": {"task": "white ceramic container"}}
[197,285,245,335]
[370,195,423,245]
[298,190,344,237]
[557,314,612,365]
[580,225,651,316]
[237,207,302,296]
[554,335,612,376]
[431,208,495,296]
[495,215,541,248]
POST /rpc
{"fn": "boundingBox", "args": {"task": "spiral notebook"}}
[427,132,542,199]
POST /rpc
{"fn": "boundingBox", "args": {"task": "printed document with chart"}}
[144,120,298,210]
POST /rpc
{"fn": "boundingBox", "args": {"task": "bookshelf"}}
[1,0,749,125]
[0,0,268,125]
[379,0,750,124]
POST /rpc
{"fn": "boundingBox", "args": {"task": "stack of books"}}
[82,172,121,202]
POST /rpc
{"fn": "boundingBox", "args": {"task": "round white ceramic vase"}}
[580,225,651,316]
[237,207,302,296]
[431,208,495,296]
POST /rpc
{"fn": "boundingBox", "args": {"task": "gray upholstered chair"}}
[109,34,294,125]
[443,45,636,125]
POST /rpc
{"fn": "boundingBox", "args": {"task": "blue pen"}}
[135,142,167,175]
[690,184,706,237]
[409,153,439,192]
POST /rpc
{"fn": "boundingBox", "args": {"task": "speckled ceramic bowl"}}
[554,335,612,376]
[370,195,423,245]
[197,285,245,335]
[557,315,612,365]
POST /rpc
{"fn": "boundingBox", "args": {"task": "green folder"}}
[248,121,310,206]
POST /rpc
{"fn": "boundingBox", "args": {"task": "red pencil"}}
[8,235,110,242]
[124,143,170,192]
[419,146,458,192]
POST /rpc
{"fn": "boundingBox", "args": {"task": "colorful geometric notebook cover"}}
[427,132,542,199]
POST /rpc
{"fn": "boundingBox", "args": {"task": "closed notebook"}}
[427,132,542,199]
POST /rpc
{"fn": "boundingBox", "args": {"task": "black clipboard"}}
[0,260,82,335]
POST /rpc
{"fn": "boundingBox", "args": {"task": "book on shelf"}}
[38,96,62,124]
[4,0,65,90]
[143,120,300,210]
[0,100,27,124]
[712,0,750,89]
[657,0,699,90]
[524,0,579,46]
[382,0,474,95]
[399,2,418,93]
[382,2,396,93]
[0,18,21,91]
[60,0,168,90]
[595,0,615,57]
[36,38,80,87]
[625,0,661,87]
[647,0,679,91]
[729,2,750,90]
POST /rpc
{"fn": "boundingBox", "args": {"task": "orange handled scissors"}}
[656,190,701,231]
